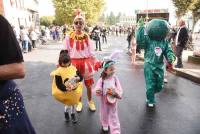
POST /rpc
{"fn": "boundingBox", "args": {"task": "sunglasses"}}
[74,21,84,26]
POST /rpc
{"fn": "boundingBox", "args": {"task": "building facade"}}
[1,0,39,29]
[118,15,136,26]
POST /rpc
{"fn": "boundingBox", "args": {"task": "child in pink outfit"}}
[94,60,123,134]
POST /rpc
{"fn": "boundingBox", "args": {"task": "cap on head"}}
[103,60,115,69]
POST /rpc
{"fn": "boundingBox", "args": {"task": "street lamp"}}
[146,0,149,21]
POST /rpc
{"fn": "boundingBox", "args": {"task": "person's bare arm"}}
[0,63,25,80]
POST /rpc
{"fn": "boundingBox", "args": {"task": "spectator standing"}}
[30,29,37,48]
[20,26,29,53]
[0,15,36,134]
[101,26,107,44]
[92,26,102,51]
[175,20,189,68]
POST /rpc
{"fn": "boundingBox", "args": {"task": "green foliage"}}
[116,12,122,23]
[189,0,200,12]
[99,13,105,22]
[190,0,200,28]
[172,0,192,17]
[172,0,200,29]
[52,0,105,25]
[189,0,200,19]
[105,12,117,25]
[172,0,200,18]
[40,16,55,27]
[101,12,124,26]
[108,12,116,25]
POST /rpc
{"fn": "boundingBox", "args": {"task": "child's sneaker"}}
[102,126,109,132]
[88,100,96,112]
[76,102,83,112]
[71,113,78,123]
[64,112,70,122]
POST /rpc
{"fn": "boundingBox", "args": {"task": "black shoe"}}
[175,65,183,68]
[71,113,78,123]
[64,112,70,122]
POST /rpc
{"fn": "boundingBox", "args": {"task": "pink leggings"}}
[100,97,121,134]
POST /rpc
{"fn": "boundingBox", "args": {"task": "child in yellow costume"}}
[51,50,83,123]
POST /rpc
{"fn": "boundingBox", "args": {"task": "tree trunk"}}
[192,12,200,32]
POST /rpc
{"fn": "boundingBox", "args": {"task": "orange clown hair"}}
[73,8,85,22]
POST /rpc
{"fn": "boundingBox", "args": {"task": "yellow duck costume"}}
[51,65,83,105]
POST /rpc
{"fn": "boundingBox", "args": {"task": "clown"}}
[63,9,102,112]
[136,19,176,107]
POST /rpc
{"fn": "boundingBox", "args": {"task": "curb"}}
[188,56,200,65]
[137,55,200,84]
[173,69,200,84]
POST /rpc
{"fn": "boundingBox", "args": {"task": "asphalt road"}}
[16,35,200,134]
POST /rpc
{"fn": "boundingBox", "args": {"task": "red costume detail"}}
[85,38,89,47]
[69,38,74,48]
[71,58,93,76]
[84,78,94,87]
[81,40,84,50]
[94,61,103,71]
[76,41,80,51]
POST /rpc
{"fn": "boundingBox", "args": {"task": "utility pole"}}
[146,0,149,22]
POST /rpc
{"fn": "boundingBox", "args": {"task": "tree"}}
[172,0,192,17]
[40,16,55,27]
[52,0,105,25]
[109,12,116,25]
[99,13,105,22]
[189,0,200,28]
[105,12,116,25]
[172,0,200,29]
[116,12,122,23]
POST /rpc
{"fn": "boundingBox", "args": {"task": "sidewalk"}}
[172,50,200,84]
[137,50,200,84]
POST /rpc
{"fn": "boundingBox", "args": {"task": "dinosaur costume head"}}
[146,19,170,41]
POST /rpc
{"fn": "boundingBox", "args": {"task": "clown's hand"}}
[94,60,103,71]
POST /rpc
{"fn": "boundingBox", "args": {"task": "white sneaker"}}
[148,103,154,107]
[164,78,168,83]
[102,126,109,131]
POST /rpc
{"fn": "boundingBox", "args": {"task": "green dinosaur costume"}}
[136,19,176,104]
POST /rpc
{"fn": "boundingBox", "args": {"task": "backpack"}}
[91,31,99,41]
